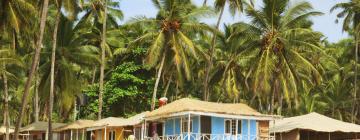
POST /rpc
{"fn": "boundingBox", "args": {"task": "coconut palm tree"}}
[47,0,78,139]
[130,0,214,110]
[331,0,360,123]
[0,33,24,140]
[203,0,248,101]
[209,24,253,101]
[10,0,49,139]
[239,0,323,114]
[79,0,123,119]
[39,14,99,121]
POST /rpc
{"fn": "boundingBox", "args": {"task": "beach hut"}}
[86,117,128,140]
[53,120,94,140]
[0,126,14,140]
[20,121,66,140]
[143,98,278,140]
[120,112,149,140]
[270,112,360,140]
[86,112,149,140]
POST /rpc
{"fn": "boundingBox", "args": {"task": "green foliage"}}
[2,0,360,126]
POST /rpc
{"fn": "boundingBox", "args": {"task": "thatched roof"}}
[122,112,149,126]
[20,121,66,132]
[270,112,360,133]
[54,120,95,132]
[0,126,14,135]
[87,112,148,130]
[90,117,127,128]
[145,98,276,120]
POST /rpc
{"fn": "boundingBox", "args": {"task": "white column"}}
[70,130,73,140]
[76,129,79,140]
[328,132,330,140]
[187,114,191,140]
[144,120,147,139]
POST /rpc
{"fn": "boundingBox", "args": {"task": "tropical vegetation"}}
[1,0,360,140]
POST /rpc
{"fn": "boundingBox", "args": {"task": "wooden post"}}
[76,129,79,140]
[104,127,107,140]
[82,129,85,140]
[328,132,330,140]
[188,114,191,140]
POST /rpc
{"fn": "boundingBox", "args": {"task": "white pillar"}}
[328,132,330,140]
[144,120,147,139]
[76,129,79,140]
[71,130,73,140]
[141,122,144,140]
[187,114,191,140]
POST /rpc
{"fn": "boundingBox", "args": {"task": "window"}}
[181,118,193,133]
[225,119,242,135]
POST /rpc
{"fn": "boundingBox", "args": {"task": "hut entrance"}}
[201,116,211,140]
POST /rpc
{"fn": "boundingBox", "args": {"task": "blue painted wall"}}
[163,116,259,140]
[175,118,181,134]
[164,116,200,135]
[165,119,174,135]
[211,117,224,134]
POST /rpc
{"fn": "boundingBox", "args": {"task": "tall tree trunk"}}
[151,54,166,111]
[202,0,207,6]
[352,34,358,123]
[91,65,96,84]
[98,0,108,120]
[162,74,172,97]
[13,0,50,138]
[34,71,39,122]
[33,40,39,123]
[48,6,61,140]
[3,65,10,140]
[203,6,224,101]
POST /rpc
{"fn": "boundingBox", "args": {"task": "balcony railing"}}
[144,133,275,140]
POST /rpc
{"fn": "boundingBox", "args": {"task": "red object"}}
[159,97,168,107]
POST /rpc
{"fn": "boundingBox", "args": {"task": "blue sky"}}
[120,0,349,43]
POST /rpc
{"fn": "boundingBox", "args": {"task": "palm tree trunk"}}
[33,40,39,123]
[163,74,172,97]
[151,54,166,111]
[13,0,50,139]
[91,65,96,84]
[203,6,225,101]
[98,0,108,120]
[202,0,207,6]
[48,6,61,140]
[3,65,10,140]
[352,34,358,123]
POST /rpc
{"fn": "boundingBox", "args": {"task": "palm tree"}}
[0,34,23,140]
[39,15,99,121]
[48,0,78,139]
[131,0,214,110]
[203,0,247,101]
[240,0,323,114]
[0,0,40,139]
[79,0,123,119]
[210,25,252,101]
[331,0,360,123]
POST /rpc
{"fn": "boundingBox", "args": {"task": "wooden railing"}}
[144,133,275,140]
